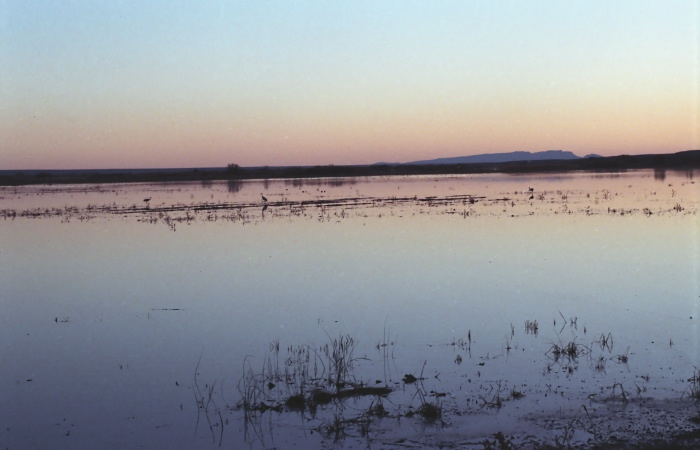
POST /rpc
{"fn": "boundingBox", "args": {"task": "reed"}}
[525,319,539,336]
[596,332,614,352]
[609,382,628,403]
[594,356,607,373]
[321,333,363,391]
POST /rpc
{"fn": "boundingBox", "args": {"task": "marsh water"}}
[1,169,699,448]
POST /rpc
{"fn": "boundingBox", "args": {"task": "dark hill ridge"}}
[377,150,600,166]
[408,149,581,165]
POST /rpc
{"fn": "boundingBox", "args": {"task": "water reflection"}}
[1,169,697,226]
[283,177,359,188]
[1,169,698,449]
[679,169,695,180]
[226,179,242,193]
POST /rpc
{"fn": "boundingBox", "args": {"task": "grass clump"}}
[417,401,442,421]
[547,339,590,362]
[510,388,525,400]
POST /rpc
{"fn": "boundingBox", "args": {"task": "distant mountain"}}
[402,150,582,165]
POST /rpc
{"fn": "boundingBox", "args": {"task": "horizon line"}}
[2,148,697,173]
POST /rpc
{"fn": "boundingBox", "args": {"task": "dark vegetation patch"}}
[2,150,699,186]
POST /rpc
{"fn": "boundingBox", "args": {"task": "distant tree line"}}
[0,150,698,186]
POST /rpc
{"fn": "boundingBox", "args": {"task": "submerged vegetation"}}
[186,315,700,448]
[1,171,696,230]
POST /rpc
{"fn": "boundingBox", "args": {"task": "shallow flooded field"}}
[1,169,699,448]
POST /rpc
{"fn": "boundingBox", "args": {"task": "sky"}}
[1,1,698,170]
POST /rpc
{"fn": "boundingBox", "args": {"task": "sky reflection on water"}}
[1,169,698,448]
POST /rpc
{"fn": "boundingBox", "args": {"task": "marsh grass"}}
[597,332,614,352]
[5,176,697,229]
[551,414,585,449]
[321,333,364,391]
[545,321,625,378]
[510,388,525,400]
[416,398,443,421]
[616,346,630,366]
[193,356,225,446]
[408,368,443,421]
[230,316,685,448]
[546,339,591,363]
[480,382,505,409]
[525,319,539,336]
[609,382,629,403]
[683,368,700,400]
[317,413,350,442]
[232,331,401,447]
[376,320,397,385]
[593,356,607,373]
[237,333,391,418]
[447,332,473,372]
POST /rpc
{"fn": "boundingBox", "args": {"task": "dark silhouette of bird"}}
[261,193,268,202]
[529,195,534,200]
[528,187,534,193]
[143,197,151,203]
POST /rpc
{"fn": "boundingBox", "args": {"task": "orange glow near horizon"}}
[1,1,697,170]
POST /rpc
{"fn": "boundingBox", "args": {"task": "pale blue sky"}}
[1,1,698,169]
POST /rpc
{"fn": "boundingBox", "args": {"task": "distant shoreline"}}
[1,149,698,186]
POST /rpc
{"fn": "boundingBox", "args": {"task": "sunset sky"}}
[1,1,698,170]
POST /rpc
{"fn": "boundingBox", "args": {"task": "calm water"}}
[1,170,698,448]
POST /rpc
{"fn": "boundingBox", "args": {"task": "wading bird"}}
[528,187,534,193]
[143,197,151,203]
[261,193,268,202]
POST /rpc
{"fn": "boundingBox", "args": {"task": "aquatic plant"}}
[228,313,687,448]
[193,356,225,446]
[593,356,607,373]
[416,399,442,421]
[596,332,614,352]
[525,319,539,336]
[237,332,391,418]
[409,382,443,421]
[479,382,505,409]
[683,368,700,400]
[402,373,418,384]
[317,412,349,442]
[510,388,525,400]
[482,431,514,449]
[616,346,630,365]
[321,333,363,391]
[547,339,590,362]
[609,382,629,403]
